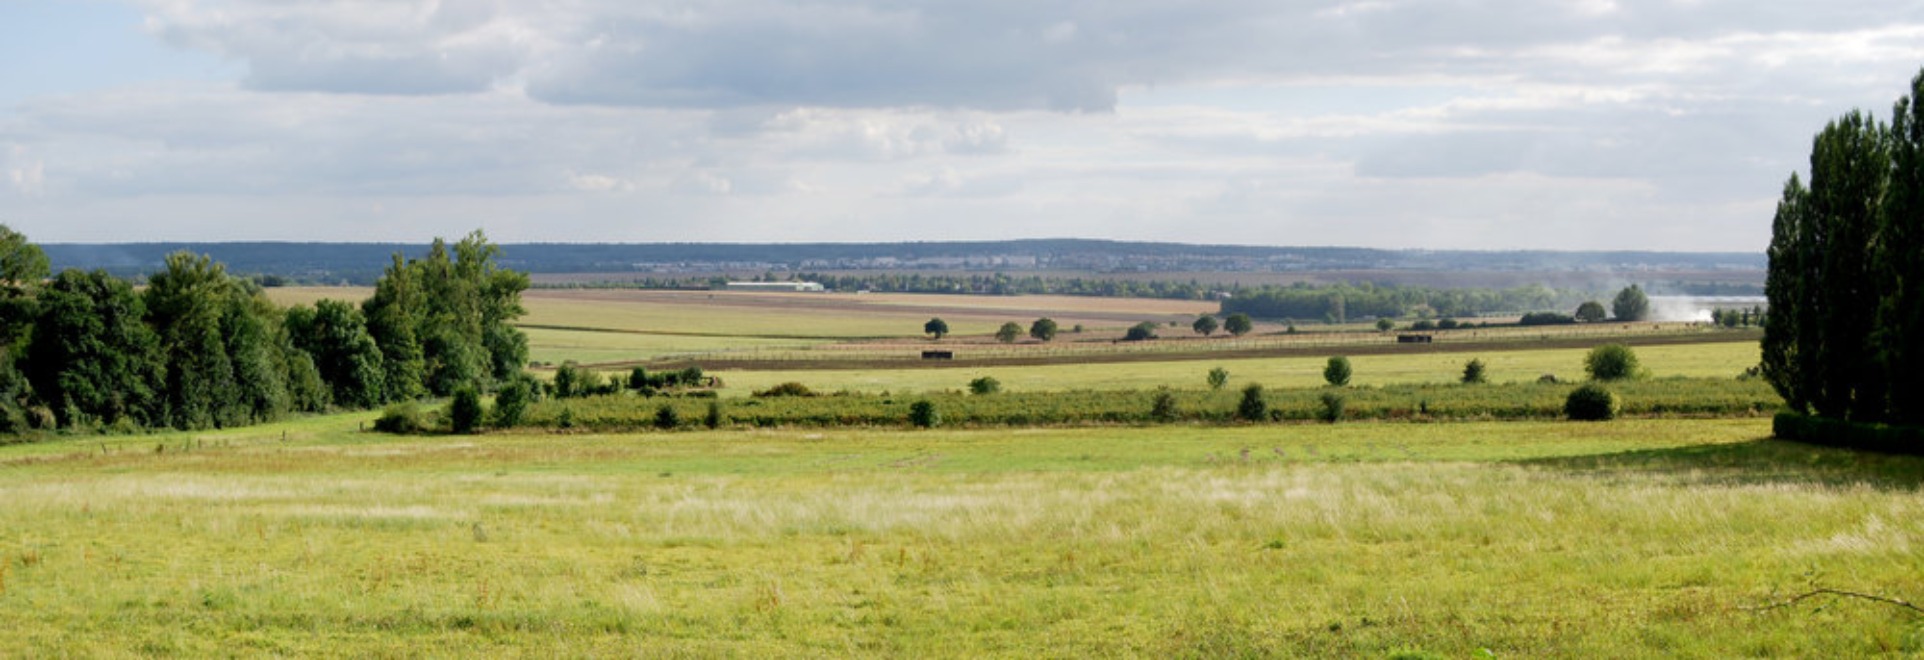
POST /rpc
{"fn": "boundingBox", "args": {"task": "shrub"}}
[1237,384,1268,422]
[1411,319,1436,331]
[1375,318,1394,331]
[653,403,680,430]
[373,402,425,434]
[704,401,722,429]
[1462,358,1488,385]
[449,385,483,434]
[1324,356,1352,387]
[1207,366,1229,391]
[755,381,816,397]
[1318,392,1346,423]
[1565,383,1618,421]
[909,400,939,428]
[1124,321,1159,341]
[969,376,1001,395]
[493,376,532,427]
[1519,312,1576,326]
[1436,318,1460,330]
[1150,389,1179,423]
[627,367,649,390]
[1584,343,1641,381]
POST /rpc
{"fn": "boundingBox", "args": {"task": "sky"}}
[3,1,1922,251]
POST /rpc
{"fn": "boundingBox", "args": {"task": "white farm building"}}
[724,281,826,292]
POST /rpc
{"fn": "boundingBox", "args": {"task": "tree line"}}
[0,227,527,433]
[1764,66,1924,427]
[1217,282,1586,323]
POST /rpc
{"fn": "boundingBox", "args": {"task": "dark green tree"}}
[1574,301,1607,323]
[25,270,164,427]
[1462,358,1488,385]
[924,318,949,340]
[1029,317,1058,342]
[995,322,1023,343]
[363,253,427,401]
[1763,175,1813,413]
[1879,69,1924,423]
[145,252,249,429]
[1193,315,1219,336]
[1125,321,1159,341]
[449,385,483,434]
[1236,383,1268,422]
[285,299,387,408]
[1611,285,1650,322]
[1223,313,1253,337]
[1323,356,1352,387]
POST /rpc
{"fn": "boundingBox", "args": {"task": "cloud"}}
[130,0,1921,112]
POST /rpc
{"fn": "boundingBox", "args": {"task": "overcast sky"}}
[3,1,1922,250]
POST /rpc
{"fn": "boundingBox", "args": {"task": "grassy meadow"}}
[2,416,1920,656]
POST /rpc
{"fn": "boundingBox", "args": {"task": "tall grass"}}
[0,419,1918,656]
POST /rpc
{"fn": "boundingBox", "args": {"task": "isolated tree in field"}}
[1207,366,1229,390]
[1565,383,1618,421]
[1324,356,1352,387]
[924,317,949,340]
[969,376,1001,395]
[1223,313,1253,336]
[1574,301,1607,323]
[1584,343,1641,381]
[1029,317,1057,342]
[1236,383,1268,422]
[1193,314,1219,336]
[1125,321,1159,341]
[995,322,1023,343]
[1462,358,1488,384]
[1375,318,1394,332]
[1611,285,1650,322]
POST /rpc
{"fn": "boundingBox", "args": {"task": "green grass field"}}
[1,415,1919,656]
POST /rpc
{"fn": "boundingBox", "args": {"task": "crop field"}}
[708,341,1761,397]
[2,416,1919,656]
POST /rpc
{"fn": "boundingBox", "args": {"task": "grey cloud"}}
[135,0,1924,111]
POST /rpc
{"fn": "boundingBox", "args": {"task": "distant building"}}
[724,281,825,292]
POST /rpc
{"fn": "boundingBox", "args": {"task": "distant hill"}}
[39,239,1764,285]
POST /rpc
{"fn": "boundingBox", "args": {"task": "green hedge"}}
[1773,411,1924,455]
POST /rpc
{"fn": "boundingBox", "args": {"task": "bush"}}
[1318,392,1346,423]
[1773,410,1924,454]
[909,400,939,428]
[493,376,533,427]
[653,403,680,430]
[754,381,817,397]
[1584,343,1641,381]
[1324,356,1352,387]
[1125,321,1159,341]
[1462,358,1488,385]
[1150,389,1179,423]
[704,401,723,429]
[969,376,1001,395]
[1207,366,1229,391]
[1519,312,1576,326]
[628,367,650,390]
[373,402,426,434]
[449,385,483,434]
[1237,384,1268,422]
[1565,383,1618,421]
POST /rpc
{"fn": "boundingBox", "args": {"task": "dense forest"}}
[1217,282,1586,322]
[0,227,527,434]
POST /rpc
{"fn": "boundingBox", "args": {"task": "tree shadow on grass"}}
[1514,439,1924,491]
